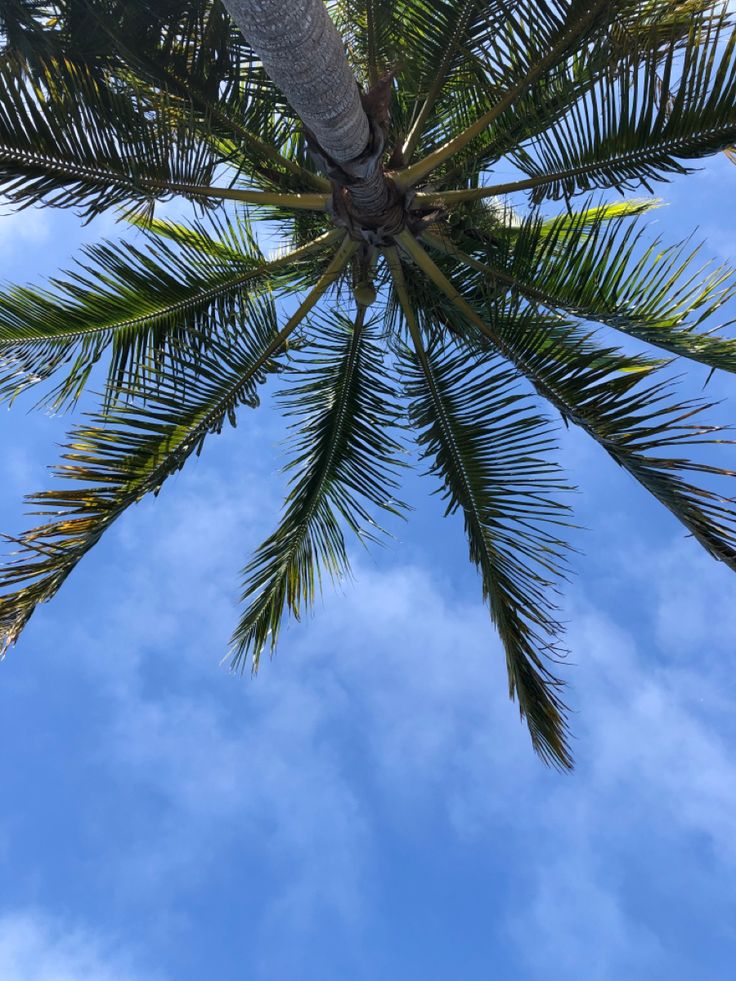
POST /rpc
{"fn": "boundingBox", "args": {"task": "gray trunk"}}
[222,0,393,224]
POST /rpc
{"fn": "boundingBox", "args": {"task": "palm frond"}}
[329,0,394,86]
[396,233,736,571]
[0,51,225,218]
[0,235,356,657]
[507,15,736,202]
[489,295,736,572]
[396,0,505,160]
[414,0,728,189]
[0,221,341,409]
[422,208,736,374]
[230,306,405,671]
[0,291,280,657]
[389,249,574,768]
[397,0,624,188]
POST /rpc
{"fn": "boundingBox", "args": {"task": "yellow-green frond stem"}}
[394,0,612,189]
[230,304,405,672]
[388,248,574,768]
[149,183,330,210]
[0,235,356,657]
[395,234,736,572]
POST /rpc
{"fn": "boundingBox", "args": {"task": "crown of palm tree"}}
[1,0,735,768]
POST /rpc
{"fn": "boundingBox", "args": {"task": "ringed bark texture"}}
[222,0,394,226]
[222,0,368,161]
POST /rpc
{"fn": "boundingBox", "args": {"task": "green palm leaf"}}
[0,236,355,656]
[397,0,632,188]
[509,15,736,202]
[489,296,736,572]
[230,306,405,671]
[0,220,340,409]
[390,250,574,767]
[422,208,736,373]
[0,51,225,218]
[397,233,736,572]
[412,0,726,189]
[0,291,280,657]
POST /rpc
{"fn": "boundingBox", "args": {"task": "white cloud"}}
[0,911,160,981]
[6,411,736,975]
[75,522,736,966]
[494,583,736,977]
[0,206,51,256]
[647,540,736,660]
[508,853,665,979]
[107,684,371,925]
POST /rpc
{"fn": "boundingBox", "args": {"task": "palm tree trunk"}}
[222,0,396,229]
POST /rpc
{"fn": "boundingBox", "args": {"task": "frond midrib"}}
[522,120,736,188]
[0,141,137,188]
[421,232,736,371]
[244,315,366,632]
[415,339,493,569]
[0,231,339,349]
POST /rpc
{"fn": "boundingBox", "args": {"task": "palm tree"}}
[1,0,735,767]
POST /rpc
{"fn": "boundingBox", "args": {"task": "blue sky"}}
[1,147,736,979]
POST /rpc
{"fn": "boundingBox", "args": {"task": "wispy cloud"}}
[0,204,51,258]
[3,316,735,977]
[0,910,161,981]
[50,465,736,976]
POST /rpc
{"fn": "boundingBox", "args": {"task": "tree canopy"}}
[1,0,735,768]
